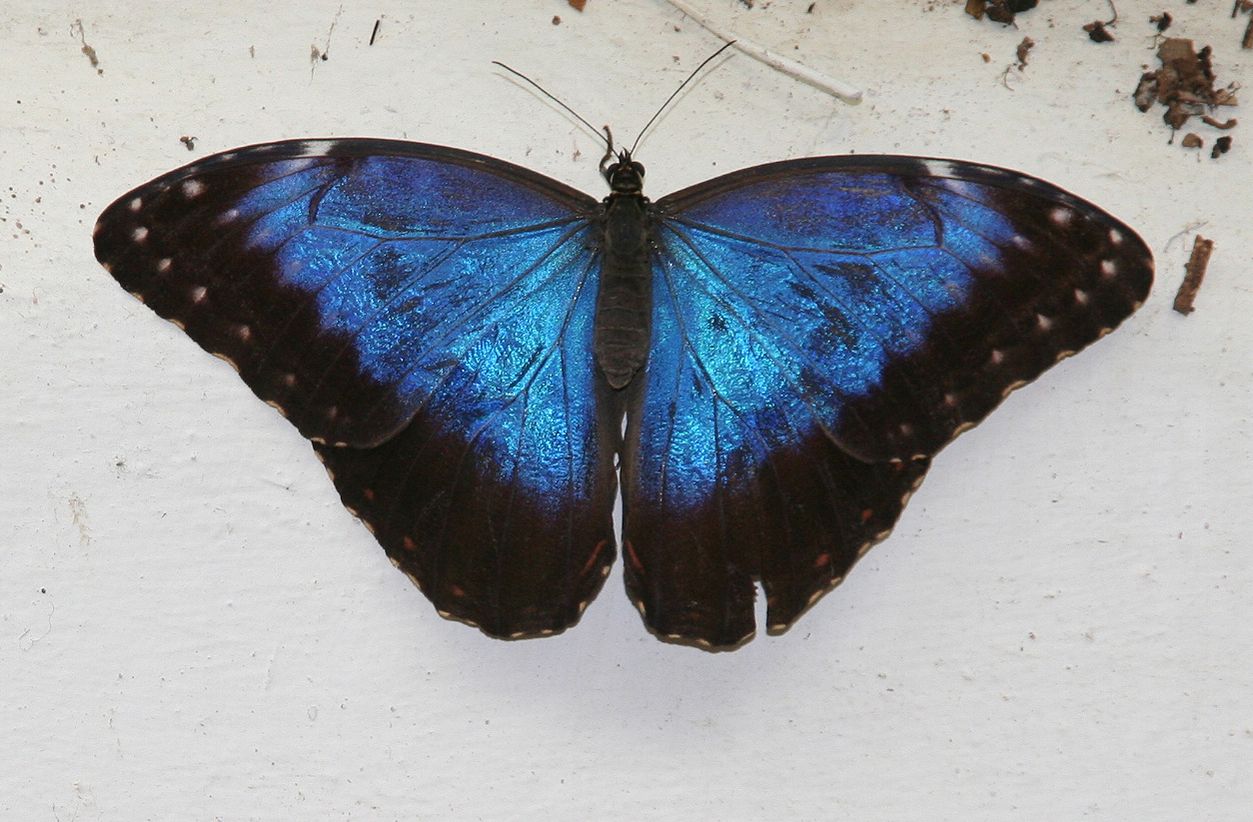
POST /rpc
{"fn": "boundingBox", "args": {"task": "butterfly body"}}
[594,153,653,389]
[95,139,1152,648]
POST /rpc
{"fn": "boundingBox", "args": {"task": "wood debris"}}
[1172,236,1213,315]
[1134,38,1239,156]
[964,0,1038,25]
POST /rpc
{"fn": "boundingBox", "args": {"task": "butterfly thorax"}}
[594,156,653,390]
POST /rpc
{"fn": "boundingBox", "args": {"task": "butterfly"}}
[93,137,1153,649]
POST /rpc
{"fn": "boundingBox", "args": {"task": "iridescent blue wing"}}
[94,140,619,638]
[623,156,1153,647]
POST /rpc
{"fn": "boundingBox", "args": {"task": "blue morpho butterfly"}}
[94,55,1153,649]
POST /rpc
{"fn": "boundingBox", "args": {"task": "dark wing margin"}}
[619,155,1152,647]
[95,138,620,638]
[93,139,601,448]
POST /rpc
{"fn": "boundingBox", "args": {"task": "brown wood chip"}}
[1172,236,1214,315]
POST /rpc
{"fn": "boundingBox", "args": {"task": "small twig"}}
[999,64,1019,90]
[1201,115,1238,129]
[369,19,381,46]
[662,0,863,102]
[1236,1,1253,50]
[1172,235,1214,315]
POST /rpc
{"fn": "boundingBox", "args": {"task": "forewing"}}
[95,139,619,637]
[620,156,1152,647]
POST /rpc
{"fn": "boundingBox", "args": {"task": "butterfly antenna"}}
[629,40,736,155]
[492,61,611,151]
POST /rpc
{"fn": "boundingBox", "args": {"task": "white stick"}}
[662,0,863,104]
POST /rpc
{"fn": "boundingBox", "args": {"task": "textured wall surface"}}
[2,1,1250,819]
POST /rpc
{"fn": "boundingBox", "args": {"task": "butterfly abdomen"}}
[594,192,653,389]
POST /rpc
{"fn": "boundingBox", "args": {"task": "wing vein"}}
[332,221,592,429]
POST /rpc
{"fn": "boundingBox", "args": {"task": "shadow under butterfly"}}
[94,90,1153,651]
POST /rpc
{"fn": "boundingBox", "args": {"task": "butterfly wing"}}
[622,156,1153,647]
[94,139,619,638]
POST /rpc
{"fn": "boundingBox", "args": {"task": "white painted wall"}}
[3,1,1250,819]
